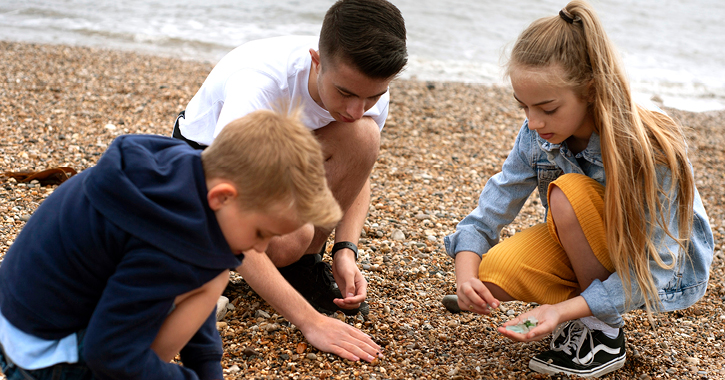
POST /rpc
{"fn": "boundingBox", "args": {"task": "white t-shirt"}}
[179,35,390,146]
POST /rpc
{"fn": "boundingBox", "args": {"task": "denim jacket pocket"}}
[536,164,563,209]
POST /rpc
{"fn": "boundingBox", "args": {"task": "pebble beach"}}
[1,41,724,379]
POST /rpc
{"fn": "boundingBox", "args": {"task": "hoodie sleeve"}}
[179,312,224,380]
[82,245,224,380]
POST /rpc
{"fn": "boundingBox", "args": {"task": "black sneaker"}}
[277,253,369,316]
[528,319,626,378]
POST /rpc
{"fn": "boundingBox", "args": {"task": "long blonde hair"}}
[506,0,695,313]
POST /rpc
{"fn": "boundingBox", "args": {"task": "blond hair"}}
[201,108,342,230]
[506,0,695,314]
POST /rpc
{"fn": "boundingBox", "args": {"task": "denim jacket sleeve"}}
[581,166,714,327]
[445,123,538,258]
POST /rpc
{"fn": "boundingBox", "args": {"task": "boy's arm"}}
[236,251,381,362]
[331,178,370,308]
[83,249,219,380]
[179,311,225,380]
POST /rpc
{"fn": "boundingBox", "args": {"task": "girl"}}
[444,1,714,377]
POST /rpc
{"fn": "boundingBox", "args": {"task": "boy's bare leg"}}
[265,116,380,266]
[151,270,230,362]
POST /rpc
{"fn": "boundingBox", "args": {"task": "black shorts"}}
[172,111,208,150]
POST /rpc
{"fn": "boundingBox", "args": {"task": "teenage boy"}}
[172,0,407,316]
[0,109,382,380]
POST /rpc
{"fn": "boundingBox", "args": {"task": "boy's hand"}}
[331,249,367,309]
[498,304,562,342]
[299,313,382,363]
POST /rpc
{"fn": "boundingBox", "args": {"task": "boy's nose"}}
[346,99,365,120]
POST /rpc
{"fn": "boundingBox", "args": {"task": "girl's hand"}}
[498,304,563,342]
[456,276,499,315]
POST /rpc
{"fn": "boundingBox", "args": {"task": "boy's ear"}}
[309,49,321,73]
[207,182,238,211]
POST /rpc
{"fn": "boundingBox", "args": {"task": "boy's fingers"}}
[333,298,361,309]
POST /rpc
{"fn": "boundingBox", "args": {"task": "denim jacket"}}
[445,120,715,327]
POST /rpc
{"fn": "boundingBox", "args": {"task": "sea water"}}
[1,0,723,112]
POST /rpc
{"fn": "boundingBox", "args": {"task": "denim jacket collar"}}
[537,129,603,169]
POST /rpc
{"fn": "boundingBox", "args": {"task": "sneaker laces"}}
[550,319,595,365]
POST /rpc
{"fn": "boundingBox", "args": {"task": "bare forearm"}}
[455,250,482,284]
[235,252,320,327]
[552,295,592,322]
[333,178,370,246]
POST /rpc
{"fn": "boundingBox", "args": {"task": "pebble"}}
[2,42,725,380]
[686,357,701,365]
[254,309,270,319]
[442,295,462,313]
[215,296,229,321]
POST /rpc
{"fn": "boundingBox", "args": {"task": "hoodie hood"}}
[83,134,241,269]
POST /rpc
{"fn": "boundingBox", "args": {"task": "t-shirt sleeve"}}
[366,91,389,131]
[214,70,282,139]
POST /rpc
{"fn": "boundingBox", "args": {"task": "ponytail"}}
[506,0,695,315]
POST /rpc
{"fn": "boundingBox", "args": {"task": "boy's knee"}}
[316,117,380,168]
[266,223,315,267]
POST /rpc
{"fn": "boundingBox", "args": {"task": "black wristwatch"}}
[330,241,358,261]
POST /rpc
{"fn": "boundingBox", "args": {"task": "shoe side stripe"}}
[576,344,622,365]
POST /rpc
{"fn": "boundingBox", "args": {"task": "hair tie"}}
[559,9,575,24]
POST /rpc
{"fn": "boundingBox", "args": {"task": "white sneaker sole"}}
[529,354,626,378]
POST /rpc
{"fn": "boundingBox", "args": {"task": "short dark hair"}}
[319,0,407,79]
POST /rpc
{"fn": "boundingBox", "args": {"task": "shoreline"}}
[1,41,724,379]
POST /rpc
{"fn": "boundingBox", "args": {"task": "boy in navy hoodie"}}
[0,109,381,380]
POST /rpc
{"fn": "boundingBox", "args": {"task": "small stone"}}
[226,364,240,373]
[242,347,259,357]
[686,357,701,365]
[264,323,280,332]
[215,321,227,331]
[296,342,307,354]
[254,309,270,319]
[215,296,229,321]
[306,353,317,360]
[442,295,461,313]
[391,229,405,241]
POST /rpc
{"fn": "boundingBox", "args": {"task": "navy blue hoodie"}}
[0,135,242,379]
